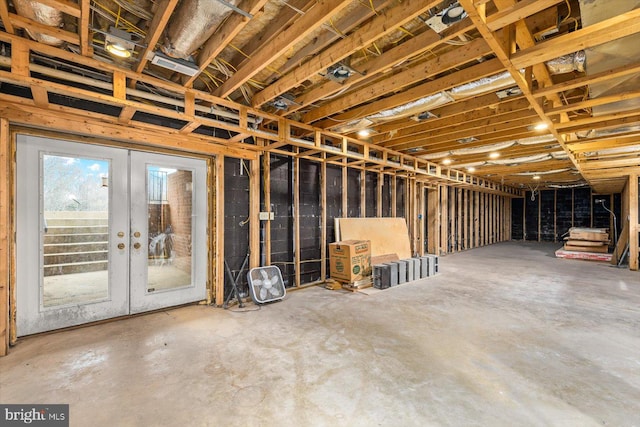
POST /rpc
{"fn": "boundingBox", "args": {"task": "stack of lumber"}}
[564,227,610,253]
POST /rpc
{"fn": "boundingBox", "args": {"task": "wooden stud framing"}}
[294,156,301,287]
[263,151,271,266]
[0,118,10,355]
[440,186,448,255]
[427,188,439,254]
[249,157,260,269]
[341,162,348,217]
[391,176,397,217]
[320,159,327,279]
[214,155,225,307]
[629,174,639,271]
[360,170,366,217]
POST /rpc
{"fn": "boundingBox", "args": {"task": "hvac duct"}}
[162,0,241,60]
[546,51,586,75]
[13,0,64,46]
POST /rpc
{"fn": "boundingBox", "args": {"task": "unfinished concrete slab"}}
[1,242,639,426]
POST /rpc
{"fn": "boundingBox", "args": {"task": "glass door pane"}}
[146,166,193,292]
[42,154,110,307]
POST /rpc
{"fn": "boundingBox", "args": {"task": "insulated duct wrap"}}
[449,72,515,100]
[367,92,454,122]
[162,0,240,60]
[13,0,64,46]
[546,51,586,74]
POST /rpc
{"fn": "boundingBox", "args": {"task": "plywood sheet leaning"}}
[335,217,411,259]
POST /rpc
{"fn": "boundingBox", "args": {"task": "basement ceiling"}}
[0,0,639,194]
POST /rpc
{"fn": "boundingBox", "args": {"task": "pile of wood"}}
[564,227,610,253]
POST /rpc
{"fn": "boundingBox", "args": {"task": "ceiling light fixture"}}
[105,27,135,59]
[532,175,541,180]
[357,129,371,138]
[489,152,500,159]
[442,158,452,165]
[466,166,476,172]
[442,3,467,25]
[533,122,549,131]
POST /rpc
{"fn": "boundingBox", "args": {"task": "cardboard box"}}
[329,240,371,283]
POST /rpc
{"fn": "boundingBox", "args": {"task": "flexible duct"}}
[368,92,455,122]
[419,135,557,160]
[162,0,240,60]
[546,51,586,75]
[13,0,64,46]
[449,71,515,100]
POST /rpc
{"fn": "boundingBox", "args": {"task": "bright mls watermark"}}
[1,405,68,426]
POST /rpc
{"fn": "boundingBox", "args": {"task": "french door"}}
[16,135,207,336]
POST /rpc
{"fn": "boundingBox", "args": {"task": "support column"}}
[214,155,225,307]
[0,118,10,355]
[630,173,639,271]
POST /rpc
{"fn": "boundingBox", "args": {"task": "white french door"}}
[16,135,207,336]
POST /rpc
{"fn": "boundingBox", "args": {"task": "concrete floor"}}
[1,242,639,426]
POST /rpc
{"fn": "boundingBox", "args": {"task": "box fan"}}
[247,266,286,304]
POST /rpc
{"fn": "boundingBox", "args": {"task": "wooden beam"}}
[185,0,269,87]
[440,185,448,254]
[214,155,225,306]
[291,18,475,115]
[360,170,366,217]
[250,156,260,269]
[79,0,90,55]
[30,86,49,108]
[10,40,29,77]
[510,8,640,70]
[320,159,327,279]
[427,188,439,254]
[135,0,179,74]
[341,162,348,218]
[252,0,440,107]
[0,0,14,33]
[213,0,353,98]
[629,174,639,271]
[486,0,563,31]
[305,41,495,124]
[262,150,271,266]
[377,172,383,217]
[0,118,10,355]
[9,13,80,45]
[294,156,301,287]
[309,57,503,125]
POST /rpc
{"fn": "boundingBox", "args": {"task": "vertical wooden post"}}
[418,183,425,256]
[262,152,271,265]
[0,119,10,355]
[320,158,327,280]
[360,170,366,218]
[391,175,397,217]
[377,172,383,217]
[427,188,439,254]
[440,186,448,254]
[341,161,347,219]
[456,188,462,251]
[214,155,225,307]
[249,156,260,269]
[294,156,301,287]
[537,191,541,242]
[571,189,575,227]
[474,191,480,247]
[629,174,639,271]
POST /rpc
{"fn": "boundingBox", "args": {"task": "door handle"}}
[117,243,125,250]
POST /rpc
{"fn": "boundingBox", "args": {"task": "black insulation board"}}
[555,189,573,239]
[573,188,591,228]
[592,195,611,229]
[524,191,539,241]
[224,157,250,298]
[540,190,555,241]
[299,159,322,284]
[269,154,295,287]
[382,175,391,217]
[347,169,360,217]
[325,165,343,277]
[366,171,377,217]
[396,178,405,218]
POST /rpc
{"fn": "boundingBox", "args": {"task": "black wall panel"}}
[347,169,360,217]
[511,197,524,240]
[524,192,539,241]
[325,165,342,276]
[269,154,295,287]
[396,178,405,218]
[299,159,321,284]
[224,157,250,297]
[556,189,573,239]
[382,175,391,217]
[366,171,377,217]
[573,188,591,228]
[540,191,555,241]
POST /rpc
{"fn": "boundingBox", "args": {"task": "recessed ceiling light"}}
[489,152,500,159]
[442,158,452,165]
[457,136,478,144]
[357,129,371,138]
[532,175,541,180]
[533,123,549,131]
[467,166,476,172]
[105,27,135,59]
